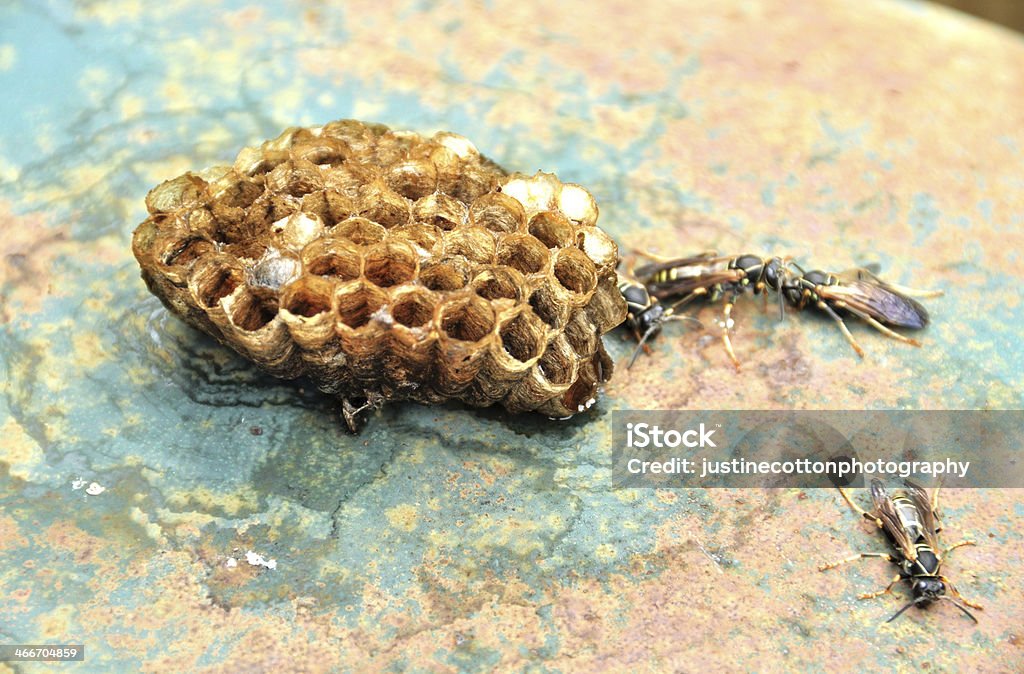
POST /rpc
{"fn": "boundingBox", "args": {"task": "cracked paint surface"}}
[1,0,1023,671]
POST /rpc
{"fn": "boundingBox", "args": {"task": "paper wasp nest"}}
[132,120,626,422]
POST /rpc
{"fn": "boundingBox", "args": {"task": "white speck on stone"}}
[71,478,87,490]
[226,557,238,568]
[245,550,277,570]
[85,482,106,495]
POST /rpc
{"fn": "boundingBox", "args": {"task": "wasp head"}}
[911,577,946,604]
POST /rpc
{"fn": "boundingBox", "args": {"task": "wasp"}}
[632,252,790,369]
[633,251,942,367]
[780,265,943,358]
[617,268,701,368]
[820,478,982,623]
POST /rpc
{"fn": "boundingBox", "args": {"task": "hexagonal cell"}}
[386,159,437,200]
[553,247,598,296]
[390,287,439,328]
[470,192,527,234]
[413,193,468,231]
[439,294,495,342]
[563,311,596,356]
[527,286,568,329]
[388,223,442,255]
[303,239,362,280]
[470,266,526,302]
[291,135,350,166]
[211,174,263,210]
[420,261,470,291]
[356,183,411,228]
[556,183,599,226]
[193,260,244,308]
[575,226,619,274]
[496,234,549,275]
[320,119,388,153]
[498,311,545,363]
[443,227,496,264]
[528,210,575,248]
[363,241,418,288]
[301,189,357,227]
[247,250,301,291]
[229,290,279,332]
[537,337,575,385]
[266,159,325,197]
[452,167,496,203]
[162,236,214,268]
[145,173,209,214]
[334,217,387,246]
[335,281,387,329]
[281,276,334,318]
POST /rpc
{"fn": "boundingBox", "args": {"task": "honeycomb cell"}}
[281,276,334,318]
[364,242,418,288]
[420,262,469,291]
[230,290,278,332]
[444,227,496,264]
[163,236,214,268]
[386,159,437,200]
[470,192,526,234]
[390,288,438,328]
[336,281,387,329]
[440,294,495,343]
[553,247,598,296]
[413,193,468,231]
[498,311,545,363]
[334,217,387,246]
[471,266,525,302]
[528,211,575,249]
[496,234,549,275]
[303,238,362,280]
[191,258,243,308]
[266,159,324,197]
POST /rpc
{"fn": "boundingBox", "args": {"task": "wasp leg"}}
[834,302,922,348]
[941,578,984,610]
[341,392,383,433]
[819,552,896,572]
[858,574,903,600]
[942,540,976,557]
[631,327,654,357]
[720,290,742,371]
[816,301,865,357]
[838,487,885,529]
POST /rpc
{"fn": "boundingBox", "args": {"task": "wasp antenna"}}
[884,599,920,624]
[627,325,659,369]
[940,596,979,623]
[664,314,703,328]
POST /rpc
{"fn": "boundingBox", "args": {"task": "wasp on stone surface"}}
[820,478,982,623]
[632,251,942,367]
[617,263,702,368]
[632,251,790,369]
[779,265,943,358]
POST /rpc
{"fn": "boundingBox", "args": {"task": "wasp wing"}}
[870,479,918,560]
[817,280,929,329]
[645,269,745,301]
[632,252,731,281]
[903,479,941,550]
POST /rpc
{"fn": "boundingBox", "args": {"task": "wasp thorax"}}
[132,120,627,422]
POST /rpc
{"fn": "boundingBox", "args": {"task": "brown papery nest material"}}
[132,120,626,429]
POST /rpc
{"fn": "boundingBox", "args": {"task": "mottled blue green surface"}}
[1,1,1023,672]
